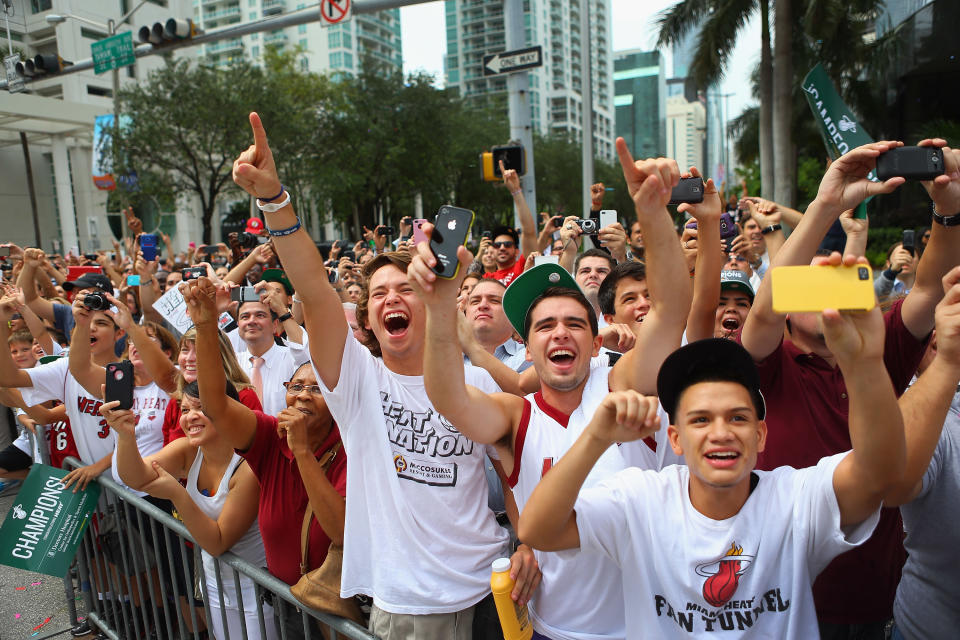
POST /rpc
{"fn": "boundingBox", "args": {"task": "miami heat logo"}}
[695,542,754,607]
[393,454,407,473]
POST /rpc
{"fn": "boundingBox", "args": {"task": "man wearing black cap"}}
[518,315,907,638]
[20,248,114,344]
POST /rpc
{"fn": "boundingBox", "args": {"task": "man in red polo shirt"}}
[741,138,960,639]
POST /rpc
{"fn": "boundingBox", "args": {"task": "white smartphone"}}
[534,255,560,266]
[599,210,617,228]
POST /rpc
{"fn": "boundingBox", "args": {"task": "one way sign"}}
[483,45,543,77]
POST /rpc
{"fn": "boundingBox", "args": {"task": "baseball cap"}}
[657,338,766,424]
[261,268,294,296]
[502,263,579,335]
[62,272,113,293]
[720,270,755,302]
[245,217,265,235]
[490,225,519,245]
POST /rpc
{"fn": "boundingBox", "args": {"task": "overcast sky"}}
[399,0,762,122]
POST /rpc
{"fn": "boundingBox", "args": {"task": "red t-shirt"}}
[47,406,79,469]
[163,387,262,445]
[484,256,525,286]
[753,298,928,623]
[239,411,347,586]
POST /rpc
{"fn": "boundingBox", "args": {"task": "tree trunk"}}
[759,0,774,200]
[772,0,794,208]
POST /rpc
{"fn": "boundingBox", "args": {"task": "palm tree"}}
[657,0,775,201]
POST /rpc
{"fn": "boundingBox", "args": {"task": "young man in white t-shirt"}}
[0,295,124,491]
[518,304,908,639]
[230,112,533,637]
[407,142,692,640]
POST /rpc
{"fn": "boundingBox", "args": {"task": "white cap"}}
[492,558,511,573]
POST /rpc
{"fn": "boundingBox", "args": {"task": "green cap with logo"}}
[261,268,294,296]
[502,263,580,336]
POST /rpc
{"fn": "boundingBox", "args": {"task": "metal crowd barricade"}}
[63,457,377,640]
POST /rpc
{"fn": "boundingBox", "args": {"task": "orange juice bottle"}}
[491,558,533,640]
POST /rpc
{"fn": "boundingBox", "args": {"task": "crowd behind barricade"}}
[0,115,958,640]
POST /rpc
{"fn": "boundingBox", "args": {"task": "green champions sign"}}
[802,62,875,216]
[0,464,100,577]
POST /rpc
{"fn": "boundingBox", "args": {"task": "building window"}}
[250,0,257,6]
[344,52,353,69]
[252,45,259,57]
[330,51,343,68]
[87,85,113,97]
[249,12,257,20]
[80,28,108,40]
[299,24,307,34]
[31,0,52,12]
[329,30,341,48]
[300,57,309,71]
[299,38,307,49]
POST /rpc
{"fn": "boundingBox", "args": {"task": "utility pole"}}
[503,0,536,226]
[579,0,594,217]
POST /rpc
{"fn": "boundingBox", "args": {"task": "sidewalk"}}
[0,482,92,640]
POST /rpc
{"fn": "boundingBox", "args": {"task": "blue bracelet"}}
[260,185,285,203]
[267,217,302,237]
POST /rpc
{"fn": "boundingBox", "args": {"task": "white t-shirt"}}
[574,452,879,639]
[110,381,169,494]
[21,357,116,465]
[238,342,306,417]
[317,333,509,615]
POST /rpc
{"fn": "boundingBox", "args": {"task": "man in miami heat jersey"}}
[519,327,908,639]
[410,143,692,640]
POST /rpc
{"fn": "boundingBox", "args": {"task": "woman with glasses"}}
[182,277,347,635]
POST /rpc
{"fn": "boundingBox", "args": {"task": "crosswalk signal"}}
[479,144,526,182]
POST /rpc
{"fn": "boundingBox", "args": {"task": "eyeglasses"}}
[282,382,324,395]
[492,241,515,249]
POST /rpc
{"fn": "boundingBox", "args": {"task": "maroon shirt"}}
[754,298,928,623]
[239,411,347,586]
[163,388,262,445]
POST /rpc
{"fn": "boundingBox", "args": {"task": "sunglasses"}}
[492,241,515,249]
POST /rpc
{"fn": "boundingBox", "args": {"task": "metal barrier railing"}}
[63,456,377,640]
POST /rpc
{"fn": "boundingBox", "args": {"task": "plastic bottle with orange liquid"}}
[490,557,533,640]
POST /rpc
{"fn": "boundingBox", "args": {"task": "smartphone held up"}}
[770,264,875,314]
[430,205,475,279]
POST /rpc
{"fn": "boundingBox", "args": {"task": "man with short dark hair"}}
[574,248,616,325]
[462,278,531,373]
[598,261,649,332]
[235,299,306,416]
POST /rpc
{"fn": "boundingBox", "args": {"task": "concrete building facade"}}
[666,94,705,174]
[613,48,665,160]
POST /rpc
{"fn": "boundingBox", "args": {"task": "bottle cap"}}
[492,558,511,573]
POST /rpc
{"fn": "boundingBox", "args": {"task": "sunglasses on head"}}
[492,241,515,249]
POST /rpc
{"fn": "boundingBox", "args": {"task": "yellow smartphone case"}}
[771,264,876,314]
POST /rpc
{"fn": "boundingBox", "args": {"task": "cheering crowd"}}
[0,111,958,640]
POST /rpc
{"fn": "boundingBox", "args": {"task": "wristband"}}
[277,311,293,323]
[266,217,302,237]
[511,189,522,196]
[931,204,960,226]
[292,295,303,304]
[760,223,781,235]
[260,185,285,203]
[257,190,291,213]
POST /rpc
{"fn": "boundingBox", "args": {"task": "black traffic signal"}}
[16,54,72,77]
[480,144,526,182]
[138,18,199,45]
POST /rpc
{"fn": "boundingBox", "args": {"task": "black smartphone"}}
[668,177,705,206]
[181,267,205,281]
[84,253,98,261]
[876,146,945,181]
[482,230,492,239]
[553,216,562,228]
[430,205,475,279]
[377,226,395,237]
[340,250,356,263]
[200,245,219,257]
[902,230,916,256]
[230,286,259,303]
[105,361,134,410]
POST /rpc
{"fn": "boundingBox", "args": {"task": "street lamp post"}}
[46,2,149,245]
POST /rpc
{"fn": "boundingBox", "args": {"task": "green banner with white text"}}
[0,464,100,577]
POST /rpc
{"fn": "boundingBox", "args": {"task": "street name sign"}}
[92,31,135,74]
[4,54,24,93]
[483,45,543,77]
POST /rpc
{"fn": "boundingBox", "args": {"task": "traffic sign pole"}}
[503,0,536,226]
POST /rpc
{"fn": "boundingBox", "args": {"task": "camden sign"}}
[0,464,100,577]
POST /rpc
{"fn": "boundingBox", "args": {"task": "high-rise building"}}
[666,95,705,173]
[443,0,615,161]
[193,0,402,76]
[0,0,194,252]
[613,49,665,159]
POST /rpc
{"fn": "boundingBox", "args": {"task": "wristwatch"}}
[760,223,782,235]
[278,311,293,323]
[931,205,960,226]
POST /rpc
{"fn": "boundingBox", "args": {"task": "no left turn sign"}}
[320,0,352,25]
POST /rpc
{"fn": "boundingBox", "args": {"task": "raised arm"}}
[104,400,163,490]
[223,244,270,286]
[408,229,521,448]
[826,256,906,526]
[839,209,869,261]
[518,391,659,551]
[502,162,538,258]
[18,249,55,323]
[610,140,692,394]
[106,292,178,393]
[134,252,165,325]
[233,112,347,388]
[885,266,960,506]
[741,142,906,362]
[900,140,960,339]
[181,277,258,452]
[683,169,725,342]
[0,319,32,388]
[558,215,583,274]
[66,297,108,397]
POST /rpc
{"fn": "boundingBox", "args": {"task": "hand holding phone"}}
[771,264,875,313]
[139,234,158,262]
[430,206,475,279]
[105,361,134,410]
[876,146,944,181]
[669,177,705,205]
[230,286,259,303]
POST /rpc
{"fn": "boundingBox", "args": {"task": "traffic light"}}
[479,144,526,182]
[138,18,200,45]
[16,54,72,77]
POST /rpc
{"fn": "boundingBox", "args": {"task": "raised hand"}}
[678,168,721,224]
[179,276,219,327]
[232,112,283,200]
[586,390,660,446]
[615,137,680,216]
[933,266,960,367]
[501,160,521,193]
[590,182,606,208]
[105,293,136,331]
[918,138,960,215]
[816,141,906,211]
[817,252,885,366]
[98,398,137,438]
[407,222,472,300]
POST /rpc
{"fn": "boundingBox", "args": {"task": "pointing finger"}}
[249,112,268,152]
[615,137,637,176]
